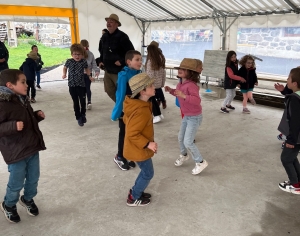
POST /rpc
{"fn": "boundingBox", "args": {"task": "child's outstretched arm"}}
[227,67,246,83]
[175,86,200,105]
[62,66,67,79]
[165,86,176,96]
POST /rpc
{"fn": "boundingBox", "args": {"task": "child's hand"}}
[16,121,24,131]
[164,86,171,92]
[274,83,285,92]
[174,90,186,99]
[255,82,258,86]
[147,142,158,153]
[37,111,45,118]
[240,78,246,83]
[89,76,95,82]
[62,74,66,79]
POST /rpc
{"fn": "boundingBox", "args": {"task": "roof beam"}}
[102,0,145,22]
[199,0,226,17]
[145,0,181,20]
[283,0,300,14]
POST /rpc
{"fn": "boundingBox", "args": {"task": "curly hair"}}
[239,54,256,68]
[145,45,165,70]
[70,43,85,57]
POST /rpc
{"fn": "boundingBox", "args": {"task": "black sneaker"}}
[128,161,136,168]
[37,85,41,89]
[220,107,229,113]
[129,189,151,199]
[0,202,21,223]
[19,196,39,216]
[127,194,151,207]
[114,155,129,171]
[82,115,87,123]
[226,105,235,110]
[77,117,84,126]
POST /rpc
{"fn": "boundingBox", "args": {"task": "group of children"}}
[0,42,299,223]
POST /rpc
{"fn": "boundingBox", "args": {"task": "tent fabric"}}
[105,0,300,21]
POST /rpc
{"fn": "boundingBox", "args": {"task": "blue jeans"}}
[131,158,154,200]
[178,114,203,163]
[4,153,40,207]
[36,71,41,86]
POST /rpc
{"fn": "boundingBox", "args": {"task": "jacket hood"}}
[123,96,151,118]
[0,86,14,101]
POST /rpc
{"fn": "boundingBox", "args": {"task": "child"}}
[145,44,166,123]
[80,39,99,110]
[123,73,157,206]
[111,50,142,170]
[31,45,44,89]
[220,51,246,113]
[165,58,208,175]
[277,67,300,194]
[62,43,91,127]
[0,69,46,223]
[19,51,38,103]
[238,55,258,114]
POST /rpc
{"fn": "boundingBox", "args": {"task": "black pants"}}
[281,143,300,184]
[69,86,86,120]
[150,96,161,116]
[26,80,36,98]
[118,117,126,159]
[155,88,166,102]
[84,74,92,103]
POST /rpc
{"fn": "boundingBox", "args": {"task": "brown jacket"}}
[123,96,154,161]
[0,87,46,164]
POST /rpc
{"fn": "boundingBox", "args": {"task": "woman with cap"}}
[19,51,38,103]
[123,73,157,206]
[165,58,208,175]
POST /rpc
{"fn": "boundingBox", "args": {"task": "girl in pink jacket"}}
[165,58,208,175]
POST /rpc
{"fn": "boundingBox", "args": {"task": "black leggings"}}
[155,88,166,102]
[150,96,161,116]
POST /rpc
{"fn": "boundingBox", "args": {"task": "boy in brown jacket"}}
[0,69,46,223]
[123,73,158,206]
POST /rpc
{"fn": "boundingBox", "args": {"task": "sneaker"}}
[277,134,283,141]
[278,181,300,194]
[30,98,36,103]
[77,117,84,126]
[114,155,129,171]
[220,107,229,113]
[87,103,92,110]
[192,160,208,175]
[127,194,151,207]
[19,196,39,216]
[36,85,41,89]
[128,161,136,168]
[82,115,87,123]
[153,116,162,124]
[174,154,189,166]
[0,202,21,223]
[129,189,151,199]
[162,101,167,109]
[160,114,164,119]
[226,105,235,110]
[249,98,256,105]
[242,108,250,114]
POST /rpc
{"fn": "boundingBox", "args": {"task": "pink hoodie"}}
[170,79,202,116]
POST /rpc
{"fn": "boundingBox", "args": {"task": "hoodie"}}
[0,86,46,164]
[19,58,37,80]
[123,96,154,161]
[111,66,141,120]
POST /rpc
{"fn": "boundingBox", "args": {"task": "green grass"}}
[6,42,71,69]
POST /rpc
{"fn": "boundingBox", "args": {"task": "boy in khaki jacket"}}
[123,73,158,206]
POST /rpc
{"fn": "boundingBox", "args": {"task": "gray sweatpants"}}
[222,89,236,107]
[281,144,300,184]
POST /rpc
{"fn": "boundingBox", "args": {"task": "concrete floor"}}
[0,70,300,236]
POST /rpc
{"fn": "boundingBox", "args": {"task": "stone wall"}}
[15,22,71,47]
[237,27,300,59]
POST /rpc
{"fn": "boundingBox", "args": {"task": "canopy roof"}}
[102,0,300,22]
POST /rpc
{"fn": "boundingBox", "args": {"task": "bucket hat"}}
[129,73,154,98]
[27,51,39,60]
[174,58,203,73]
[105,14,121,26]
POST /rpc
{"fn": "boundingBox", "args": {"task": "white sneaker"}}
[174,154,189,166]
[153,116,161,124]
[87,103,92,110]
[192,160,208,175]
[160,114,164,119]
